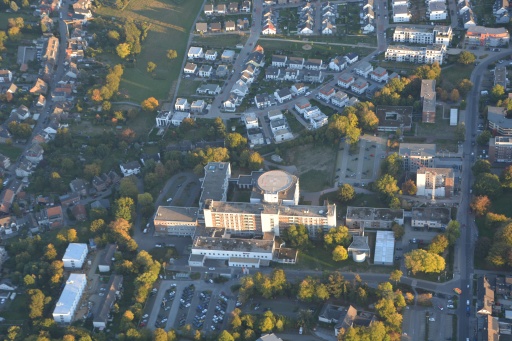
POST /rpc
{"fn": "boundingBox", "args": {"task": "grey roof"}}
[411,206,451,225]
[487,106,512,128]
[348,235,370,251]
[199,162,230,206]
[154,206,199,222]
[99,244,117,267]
[93,275,123,325]
[399,143,436,157]
[193,235,274,253]
[257,334,283,341]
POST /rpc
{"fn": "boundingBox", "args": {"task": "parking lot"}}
[142,279,238,334]
[401,300,454,341]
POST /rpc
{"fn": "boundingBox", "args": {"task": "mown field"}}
[96,0,204,102]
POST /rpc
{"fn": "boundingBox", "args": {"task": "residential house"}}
[216,4,227,14]
[92,174,110,192]
[282,69,300,81]
[354,61,374,78]
[254,94,272,109]
[0,189,14,215]
[291,83,308,95]
[196,22,208,33]
[15,158,33,177]
[331,91,349,107]
[262,22,277,35]
[245,45,265,67]
[0,154,10,170]
[175,98,189,111]
[429,1,447,20]
[69,178,87,197]
[187,47,204,59]
[47,206,64,228]
[0,70,12,83]
[205,50,218,61]
[393,4,411,22]
[199,65,213,78]
[59,192,80,207]
[298,24,314,35]
[155,111,172,127]
[243,112,259,129]
[457,0,471,15]
[318,85,335,101]
[221,50,236,63]
[303,70,323,83]
[210,22,222,32]
[477,276,495,316]
[119,161,141,177]
[338,73,355,88]
[196,84,221,95]
[242,0,251,12]
[265,67,281,80]
[36,95,46,108]
[98,244,117,272]
[191,100,206,113]
[294,98,312,114]
[370,67,388,82]
[329,56,346,71]
[305,59,323,70]
[30,78,48,95]
[216,65,229,77]
[462,9,476,28]
[223,94,243,111]
[71,204,87,221]
[310,112,328,129]
[272,55,287,68]
[385,44,446,64]
[171,112,191,126]
[231,80,249,96]
[302,106,321,119]
[237,18,249,30]
[351,78,369,95]
[288,57,305,69]
[183,62,197,74]
[466,26,510,47]
[322,20,336,35]
[274,88,293,103]
[229,2,239,12]
[344,53,359,64]
[13,105,30,120]
[225,21,236,31]
[494,0,510,23]
[204,4,214,15]
[268,109,284,121]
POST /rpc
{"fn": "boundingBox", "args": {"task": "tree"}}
[332,245,348,262]
[218,330,235,341]
[473,173,502,198]
[375,174,399,197]
[28,289,45,319]
[445,220,461,245]
[476,130,492,146]
[167,49,178,60]
[455,123,465,142]
[404,249,446,274]
[502,165,512,188]
[43,243,57,261]
[380,153,403,179]
[449,88,460,102]
[429,234,449,254]
[116,43,131,58]
[491,84,506,101]
[247,151,264,171]
[10,1,18,12]
[153,328,167,341]
[298,277,317,301]
[389,270,402,284]
[114,197,135,222]
[472,159,491,175]
[376,282,394,299]
[470,196,491,216]
[457,79,473,97]
[324,225,351,247]
[337,184,355,203]
[225,133,247,150]
[146,62,156,73]
[282,224,310,250]
[141,97,159,112]
[458,51,476,65]
[392,223,405,239]
[401,179,417,195]
[119,177,139,199]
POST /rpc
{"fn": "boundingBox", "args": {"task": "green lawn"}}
[96,0,204,102]
[192,34,248,48]
[441,64,475,90]
[0,144,22,161]
[285,113,305,134]
[177,79,202,98]
[299,170,331,192]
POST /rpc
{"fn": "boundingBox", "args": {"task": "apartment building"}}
[393,26,435,44]
[345,206,404,231]
[385,44,446,64]
[466,26,511,47]
[416,167,454,198]
[399,143,437,172]
[488,106,512,135]
[153,206,199,236]
[420,79,437,123]
[433,25,453,46]
[489,136,512,162]
[411,207,451,230]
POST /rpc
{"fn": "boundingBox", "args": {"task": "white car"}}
[429,317,435,322]
[209,267,215,271]
[447,304,454,309]
[99,293,105,296]
[142,314,149,319]
[166,197,173,202]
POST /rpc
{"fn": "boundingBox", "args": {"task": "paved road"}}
[259,37,377,48]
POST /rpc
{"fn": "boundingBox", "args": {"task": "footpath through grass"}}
[96,0,204,102]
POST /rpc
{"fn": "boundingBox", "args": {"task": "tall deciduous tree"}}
[470,195,491,216]
[457,51,476,65]
[337,183,355,203]
[404,249,445,274]
[324,225,351,247]
[401,179,417,195]
[116,43,131,58]
[332,245,348,262]
[429,234,449,254]
[445,220,461,245]
[141,97,159,112]
[473,173,502,198]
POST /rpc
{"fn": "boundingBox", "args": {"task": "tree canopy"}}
[457,51,476,65]
[404,249,445,274]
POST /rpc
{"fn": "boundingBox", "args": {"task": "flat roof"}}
[467,25,510,36]
[346,206,404,221]
[399,143,436,157]
[53,273,87,316]
[155,206,198,222]
[416,167,454,177]
[189,254,205,262]
[199,162,230,206]
[411,206,451,224]
[62,243,88,261]
[229,257,261,263]
[194,236,274,253]
[375,106,412,128]
[488,106,512,128]
[394,25,433,34]
[257,170,295,194]
[374,231,395,264]
[204,200,335,218]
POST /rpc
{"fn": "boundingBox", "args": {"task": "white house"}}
[338,73,355,88]
[291,83,308,95]
[458,0,471,15]
[171,112,191,126]
[231,80,249,96]
[370,67,389,82]
[265,67,281,80]
[273,128,294,141]
[295,98,311,114]
[298,25,314,35]
[262,22,277,35]
[344,53,359,64]
[187,46,204,59]
[318,86,335,101]
[462,9,476,28]
[199,65,212,78]
[270,118,288,132]
[429,1,447,20]
[271,55,287,67]
[197,84,221,95]
[305,59,323,70]
[274,88,293,103]
[351,78,369,95]
[183,62,197,74]
[62,243,88,269]
[205,50,218,61]
[243,112,259,129]
[331,91,349,107]
[175,98,189,111]
[268,109,284,121]
[355,61,374,78]
[53,274,87,324]
[283,69,300,81]
[303,106,322,119]
[310,112,328,129]
[191,100,206,113]
[393,4,411,22]
[329,56,346,71]
[288,57,305,69]
[119,161,141,177]
[254,94,272,109]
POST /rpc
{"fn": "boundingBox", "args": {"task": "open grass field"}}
[257,39,374,60]
[96,0,204,102]
[0,144,22,161]
[176,79,202,97]
[192,33,248,48]
[440,64,474,90]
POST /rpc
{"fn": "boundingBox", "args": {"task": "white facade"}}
[187,47,204,59]
[53,274,87,324]
[62,243,88,269]
[243,112,259,129]
[393,26,434,44]
[385,44,446,64]
[450,108,458,126]
[171,112,191,126]
[351,79,369,94]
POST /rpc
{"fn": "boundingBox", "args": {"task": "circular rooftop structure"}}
[257,170,294,194]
